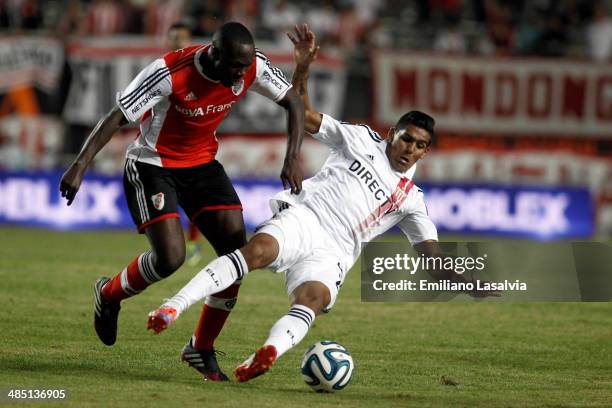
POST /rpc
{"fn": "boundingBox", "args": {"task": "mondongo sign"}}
[372,51,612,136]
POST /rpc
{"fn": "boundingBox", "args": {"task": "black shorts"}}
[123,158,242,233]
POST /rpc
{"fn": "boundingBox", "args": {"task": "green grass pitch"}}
[1,227,610,407]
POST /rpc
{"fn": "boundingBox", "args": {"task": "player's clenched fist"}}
[59,163,85,206]
[281,157,303,194]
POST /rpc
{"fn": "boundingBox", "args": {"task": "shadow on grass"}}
[226,381,432,405]
[0,355,194,385]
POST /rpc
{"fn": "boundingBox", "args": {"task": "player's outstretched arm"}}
[287,23,322,134]
[277,88,304,194]
[59,106,127,205]
[414,240,502,298]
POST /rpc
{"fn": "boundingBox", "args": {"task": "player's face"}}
[167,28,191,51]
[214,44,254,87]
[385,125,431,173]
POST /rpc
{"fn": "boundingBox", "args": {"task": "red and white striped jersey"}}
[271,114,437,269]
[117,45,291,168]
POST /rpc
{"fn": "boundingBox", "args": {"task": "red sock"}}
[101,252,160,303]
[192,283,241,350]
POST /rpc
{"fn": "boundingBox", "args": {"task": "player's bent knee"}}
[217,230,247,254]
[224,217,247,237]
[241,234,279,270]
[152,246,185,277]
[200,220,247,255]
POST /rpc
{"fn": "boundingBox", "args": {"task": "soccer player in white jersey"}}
[147,24,497,382]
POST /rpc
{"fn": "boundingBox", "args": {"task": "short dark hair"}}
[395,111,435,143]
[168,21,191,32]
[213,22,254,50]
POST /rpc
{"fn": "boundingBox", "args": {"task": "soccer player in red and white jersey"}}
[59,22,304,381]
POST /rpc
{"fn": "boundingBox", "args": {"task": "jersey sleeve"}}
[312,114,383,149]
[398,189,438,245]
[116,58,172,123]
[249,50,292,102]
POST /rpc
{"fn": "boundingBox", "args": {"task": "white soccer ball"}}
[301,341,354,392]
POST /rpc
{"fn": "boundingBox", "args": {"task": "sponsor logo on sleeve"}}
[262,71,283,90]
[131,89,162,115]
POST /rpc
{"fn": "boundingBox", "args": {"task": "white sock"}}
[264,304,315,358]
[164,250,248,316]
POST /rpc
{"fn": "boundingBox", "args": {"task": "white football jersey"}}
[272,113,438,269]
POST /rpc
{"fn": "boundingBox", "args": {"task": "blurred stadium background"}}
[1,0,611,240]
[2,3,612,406]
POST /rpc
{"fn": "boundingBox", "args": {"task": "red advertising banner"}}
[372,51,612,137]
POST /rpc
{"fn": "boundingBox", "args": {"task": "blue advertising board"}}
[0,171,283,232]
[423,184,594,240]
[0,171,594,240]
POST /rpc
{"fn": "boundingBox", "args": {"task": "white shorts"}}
[254,204,347,311]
